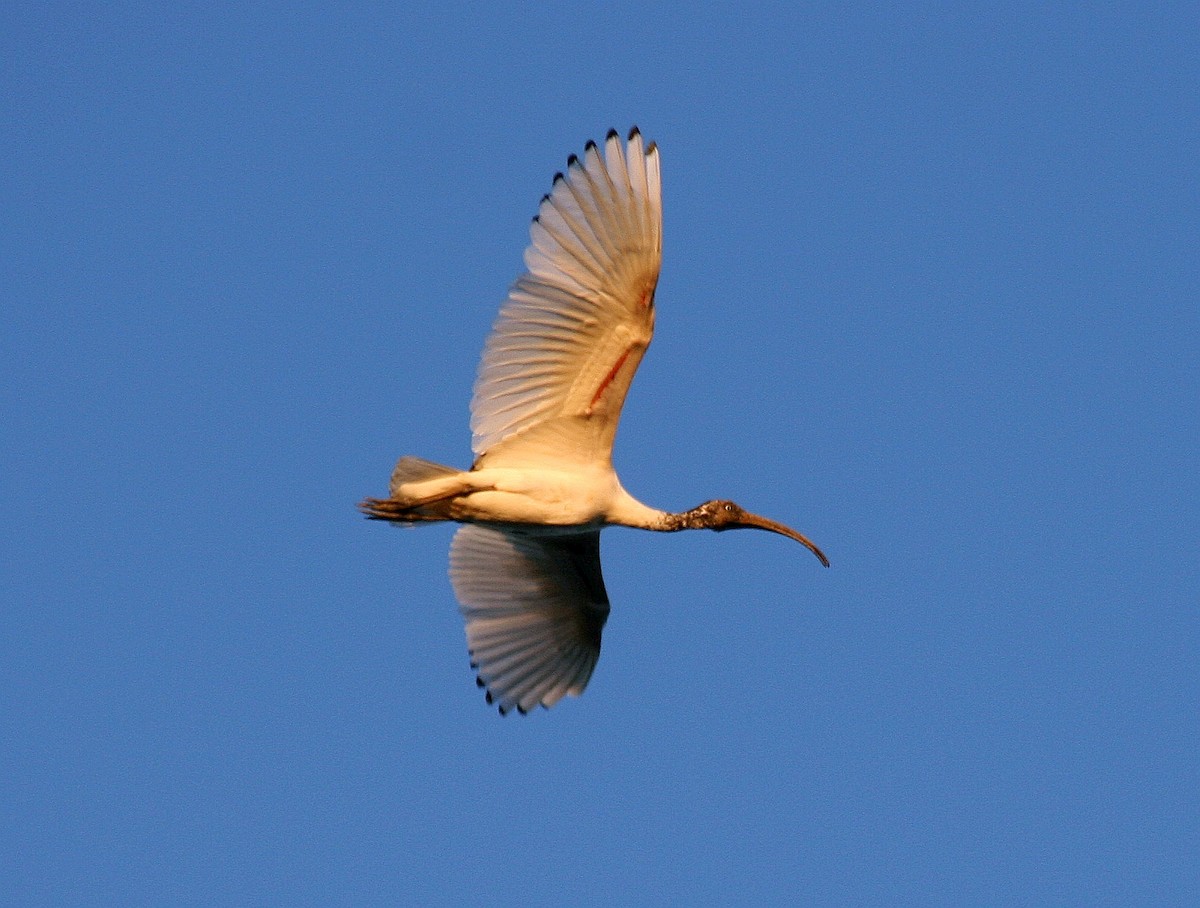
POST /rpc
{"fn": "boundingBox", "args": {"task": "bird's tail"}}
[388,455,460,494]
[359,497,452,522]
[359,456,463,524]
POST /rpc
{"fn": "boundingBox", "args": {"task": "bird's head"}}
[684,500,829,567]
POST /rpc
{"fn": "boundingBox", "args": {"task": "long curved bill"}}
[731,513,830,567]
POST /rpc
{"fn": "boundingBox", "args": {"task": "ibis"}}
[361,127,828,714]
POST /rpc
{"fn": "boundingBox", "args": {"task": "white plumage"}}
[471,128,660,462]
[362,128,827,715]
[450,526,607,713]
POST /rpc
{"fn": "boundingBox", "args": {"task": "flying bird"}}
[361,127,828,715]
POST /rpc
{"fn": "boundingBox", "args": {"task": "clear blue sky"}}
[4,4,1196,905]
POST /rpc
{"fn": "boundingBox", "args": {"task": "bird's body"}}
[386,459,657,530]
[362,128,827,714]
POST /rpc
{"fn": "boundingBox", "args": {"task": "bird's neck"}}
[604,484,674,531]
[653,505,710,532]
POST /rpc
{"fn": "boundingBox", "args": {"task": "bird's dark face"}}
[692,499,754,530]
[687,499,830,567]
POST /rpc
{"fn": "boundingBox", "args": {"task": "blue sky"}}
[4,4,1196,904]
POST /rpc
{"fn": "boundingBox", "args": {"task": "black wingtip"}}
[605,128,619,141]
[552,171,564,184]
[567,153,579,167]
[584,139,598,152]
[628,125,641,140]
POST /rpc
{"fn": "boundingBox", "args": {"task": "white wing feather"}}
[449,525,610,714]
[470,128,662,464]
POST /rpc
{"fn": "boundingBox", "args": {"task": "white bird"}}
[362,127,828,715]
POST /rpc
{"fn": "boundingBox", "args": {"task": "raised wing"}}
[449,525,610,715]
[470,128,662,466]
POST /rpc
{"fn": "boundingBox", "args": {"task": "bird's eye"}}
[723,503,734,512]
